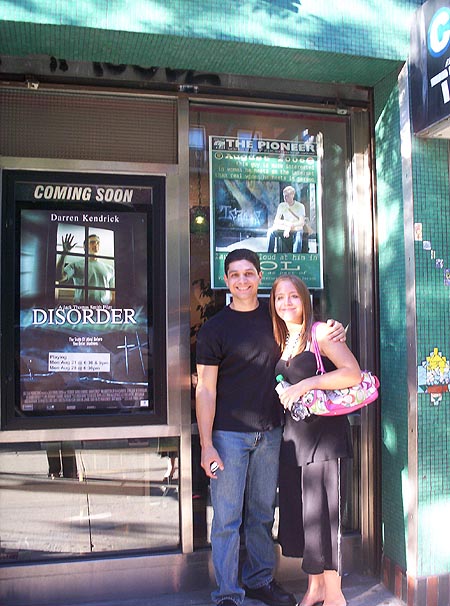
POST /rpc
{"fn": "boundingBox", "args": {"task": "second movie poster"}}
[209,135,323,289]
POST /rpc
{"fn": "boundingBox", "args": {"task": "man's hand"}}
[201,444,224,479]
[326,318,347,342]
[56,233,77,282]
[61,233,77,254]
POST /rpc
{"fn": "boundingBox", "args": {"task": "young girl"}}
[270,275,361,606]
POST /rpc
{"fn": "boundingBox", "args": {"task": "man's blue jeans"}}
[210,427,282,605]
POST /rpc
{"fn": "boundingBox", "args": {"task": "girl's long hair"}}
[269,274,314,353]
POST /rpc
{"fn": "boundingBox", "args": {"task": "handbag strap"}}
[311,322,326,375]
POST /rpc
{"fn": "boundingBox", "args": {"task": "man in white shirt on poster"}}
[267,185,305,253]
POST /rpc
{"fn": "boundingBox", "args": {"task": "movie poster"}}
[210,135,323,289]
[17,183,153,415]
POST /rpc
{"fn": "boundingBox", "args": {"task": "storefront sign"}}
[410,0,450,136]
[209,135,323,289]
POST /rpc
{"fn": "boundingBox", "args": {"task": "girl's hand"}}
[278,379,314,409]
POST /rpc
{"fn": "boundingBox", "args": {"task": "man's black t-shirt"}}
[196,301,282,432]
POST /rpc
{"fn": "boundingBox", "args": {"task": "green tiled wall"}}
[375,72,450,577]
[0,1,422,86]
[411,136,450,576]
[374,73,409,571]
[0,0,421,60]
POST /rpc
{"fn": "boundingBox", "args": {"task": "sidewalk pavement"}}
[62,573,404,606]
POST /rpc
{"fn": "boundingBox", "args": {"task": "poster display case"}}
[1,171,166,429]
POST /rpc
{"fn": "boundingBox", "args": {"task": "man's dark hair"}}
[224,248,261,275]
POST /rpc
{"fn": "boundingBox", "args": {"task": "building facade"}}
[0,2,449,606]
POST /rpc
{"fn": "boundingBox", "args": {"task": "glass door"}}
[188,101,379,571]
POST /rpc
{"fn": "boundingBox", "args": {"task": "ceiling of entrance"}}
[0,2,410,88]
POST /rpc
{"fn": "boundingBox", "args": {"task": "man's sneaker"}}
[243,579,296,606]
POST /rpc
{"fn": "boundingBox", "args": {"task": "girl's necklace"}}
[284,331,302,366]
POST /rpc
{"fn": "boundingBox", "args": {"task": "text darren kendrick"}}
[50,213,120,223]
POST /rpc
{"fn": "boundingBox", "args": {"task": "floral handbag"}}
[292,322,380,419]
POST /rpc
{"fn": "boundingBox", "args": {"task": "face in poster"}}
[209,136,323,289]
[19,208,152,414]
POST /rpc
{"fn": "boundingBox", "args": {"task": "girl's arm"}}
[278,322,361,410]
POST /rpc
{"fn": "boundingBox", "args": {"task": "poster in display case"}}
[209,135,323,289]
[1,172,166,428]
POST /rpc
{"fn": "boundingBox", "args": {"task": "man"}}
[195,249,344,606]
[267,185,305,253]
[56,233,115,305]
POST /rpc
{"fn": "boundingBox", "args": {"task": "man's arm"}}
[288,202,306,231]
[271,203,288,231]
[195,364,223,479]
[325,318,347,342]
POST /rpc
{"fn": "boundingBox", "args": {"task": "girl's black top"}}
[276,350,353,466]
